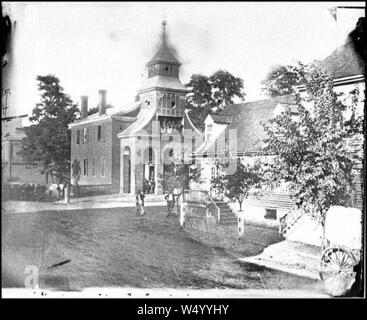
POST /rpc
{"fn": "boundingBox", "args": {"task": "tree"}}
[211,158,262,211]
[20,75,79,186]
[87,106,99,116]
[87,104,113,116]
[262,64,363,242]
[210,70,245,107]
[185,70,245,131]
[261,63,304,97]
[159,149,203,193]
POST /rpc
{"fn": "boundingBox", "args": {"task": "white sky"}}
[2,2,365,125]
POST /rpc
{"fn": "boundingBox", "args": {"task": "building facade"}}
[117,21,200,195]
[2,118,44,185]
[69,21,200,195]
[69,91,141,194]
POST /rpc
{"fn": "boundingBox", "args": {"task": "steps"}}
[215,201,238,226]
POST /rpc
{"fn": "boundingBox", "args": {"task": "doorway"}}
[123,147,131,193]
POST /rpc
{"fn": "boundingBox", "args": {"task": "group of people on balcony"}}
[160,119,182,134]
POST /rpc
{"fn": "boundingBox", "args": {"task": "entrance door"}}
[123,154,131,193]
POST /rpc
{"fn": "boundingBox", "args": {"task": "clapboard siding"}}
[244,192,295,211]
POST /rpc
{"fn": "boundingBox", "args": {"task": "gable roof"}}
[218,95,296,154]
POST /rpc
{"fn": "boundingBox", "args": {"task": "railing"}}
[207,193,221,224]
[279,209,304,235]
[183,189,208,204]
[183,189,221,224]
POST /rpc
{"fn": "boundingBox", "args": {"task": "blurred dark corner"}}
[348,17,366,63]
[1,10,12,64]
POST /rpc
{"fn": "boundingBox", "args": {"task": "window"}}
[91,158,95,176]
[83,128,88,144]
[101,157,106,177]
[265,208,277,220]
[97,125,102,141]
[25,163,37,169]
[83,158,88,176]
[206,123,213,142]
[9,144,13,161]
[76,130,80,144]
[211,166,217,178]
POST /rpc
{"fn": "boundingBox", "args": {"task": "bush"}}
[2,183,55,202]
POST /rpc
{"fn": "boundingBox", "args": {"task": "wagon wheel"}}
[319,246,356,281]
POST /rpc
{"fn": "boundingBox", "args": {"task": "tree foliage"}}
[87,106,99,116]
[261,63,304,98]
[262,64,363,227]
[20,75,79,185]
[211,158,262,211]
[185,70,245,131]
[160,149,202,193]
[87,104,113,116]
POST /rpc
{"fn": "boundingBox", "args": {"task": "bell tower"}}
[146,20,182,79]
[138,20,189,121]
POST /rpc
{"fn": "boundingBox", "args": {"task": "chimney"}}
[81,96,88,119]
[98,90,107,116]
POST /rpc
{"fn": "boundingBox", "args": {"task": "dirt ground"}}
[2,206,321,292]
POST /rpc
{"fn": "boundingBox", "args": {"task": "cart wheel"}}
[319,246,356,281]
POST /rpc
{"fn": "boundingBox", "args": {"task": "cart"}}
[319,206,362,294]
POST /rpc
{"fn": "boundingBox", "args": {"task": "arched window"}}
[123,146,130,155]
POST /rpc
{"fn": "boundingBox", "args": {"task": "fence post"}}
[64,184,70,203]
[180,201,185,227]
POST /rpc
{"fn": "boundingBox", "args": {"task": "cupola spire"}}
[162,19,166,40]
[146,20,181,67]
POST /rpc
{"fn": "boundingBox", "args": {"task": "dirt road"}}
[2,206,320,292]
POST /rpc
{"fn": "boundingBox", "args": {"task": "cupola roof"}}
[146,20,181,67]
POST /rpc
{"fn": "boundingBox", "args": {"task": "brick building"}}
[69,21,200,195]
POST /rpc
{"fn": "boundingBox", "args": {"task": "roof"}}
[217,95,296,154]
[317,35,365,79]
[69,101,141,127]
[112,105,141,118]
[146,33,181,67]
[2,118,27,141]
[210,114,233,124]
[139,75,188,92]
[117,102,156,137]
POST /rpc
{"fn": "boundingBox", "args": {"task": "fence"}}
[2,183,55,202]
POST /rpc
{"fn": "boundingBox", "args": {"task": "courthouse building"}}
[69,21,200,195]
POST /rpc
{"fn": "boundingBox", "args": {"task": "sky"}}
[2,2,365,125]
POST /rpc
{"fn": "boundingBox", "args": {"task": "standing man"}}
[165,190,174,217]
[150,176,155,194]
[136,190,145,216]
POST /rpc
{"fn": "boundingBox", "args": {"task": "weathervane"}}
[162,19,167,38]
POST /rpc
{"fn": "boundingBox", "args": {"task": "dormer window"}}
[206,123,213,142]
